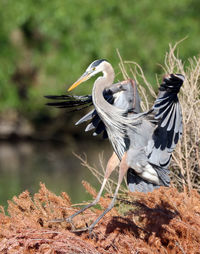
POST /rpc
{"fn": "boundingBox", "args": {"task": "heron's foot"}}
[49,218,66,223]
[71,227,89,233]
[65,216,76,230]
[49,216,76,231]
[49,216,73,224]
[71,224,96,238]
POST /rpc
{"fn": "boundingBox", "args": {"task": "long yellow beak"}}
[68,73,89,92]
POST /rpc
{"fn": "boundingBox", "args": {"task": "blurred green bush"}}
[0,0,200,119]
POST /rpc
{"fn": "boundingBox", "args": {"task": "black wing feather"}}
[45,95,93,111]
[147,73,184,169]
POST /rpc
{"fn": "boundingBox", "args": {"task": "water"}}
[0,139,112,210]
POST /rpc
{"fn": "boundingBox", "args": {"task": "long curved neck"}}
[92,63,127,159]
[92,62,126,129]
[92,62,116,113]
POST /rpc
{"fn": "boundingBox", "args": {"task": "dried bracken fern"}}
[1,184,200,253]
[0,183,103,253]
[127,187,200,253]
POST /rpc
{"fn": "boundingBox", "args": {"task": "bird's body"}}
[46,59,184,232]
[70,60,182,188]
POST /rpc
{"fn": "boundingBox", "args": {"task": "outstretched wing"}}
[147,73,184,169]
[128,74,184,192]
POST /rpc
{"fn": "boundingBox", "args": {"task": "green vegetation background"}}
[0,0,200,120]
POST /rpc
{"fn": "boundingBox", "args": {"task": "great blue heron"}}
[46,59,184,232]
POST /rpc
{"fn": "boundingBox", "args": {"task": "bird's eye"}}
[92,67,96,71]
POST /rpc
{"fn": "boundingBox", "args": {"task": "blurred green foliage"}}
[0,0,200,118]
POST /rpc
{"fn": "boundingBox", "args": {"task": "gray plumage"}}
[86,61,183,190]
[46,61,183,193]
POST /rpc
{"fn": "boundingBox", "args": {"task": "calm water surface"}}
[0,139,111,209]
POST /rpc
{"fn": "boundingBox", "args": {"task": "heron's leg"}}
[63,152,119,224]
[87,152,129,233]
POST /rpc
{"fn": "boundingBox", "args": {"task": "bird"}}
[46,59,184,232]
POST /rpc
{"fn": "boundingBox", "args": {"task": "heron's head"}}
[68,59,109,91]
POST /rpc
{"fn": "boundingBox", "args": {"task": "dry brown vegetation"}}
[0,45,200,253]
[0,183,200,253]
